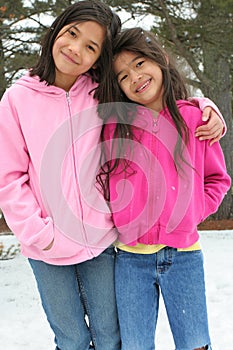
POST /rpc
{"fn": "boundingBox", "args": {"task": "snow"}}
[1,230,233,350]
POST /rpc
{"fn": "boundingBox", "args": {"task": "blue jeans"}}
[115,247,212,350]
[29,247,120,350]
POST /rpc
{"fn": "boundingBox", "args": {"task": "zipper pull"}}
[152,118,159,133]
[66,91,70,104]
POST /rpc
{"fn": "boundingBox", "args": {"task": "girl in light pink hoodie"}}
[0,2,122,349]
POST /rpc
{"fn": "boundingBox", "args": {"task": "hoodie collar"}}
[15,71,97,98]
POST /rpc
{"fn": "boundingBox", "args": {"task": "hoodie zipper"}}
[149,113,160,243]
[66,92,90,253]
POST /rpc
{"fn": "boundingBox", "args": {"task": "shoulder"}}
[1,75,44,108]
[0,79,26,106]
[177,99,202,114]
[177,100,203,129]
[72,74,98,96]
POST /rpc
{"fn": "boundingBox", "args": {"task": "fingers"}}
[195,123,222,146]
[209,135,221,146]
[201,106,212,122]
[195,108,224,145]
[43,238,54,251]
[195,123,222,138]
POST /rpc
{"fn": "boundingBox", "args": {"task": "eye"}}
[87,44,95,52]
[119,74,128,83]
[136,60,145,67]
[68,28,77,38]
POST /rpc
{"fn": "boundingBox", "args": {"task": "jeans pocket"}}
[115,248,132,256]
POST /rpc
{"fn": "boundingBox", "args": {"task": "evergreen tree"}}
[0,0,73,98]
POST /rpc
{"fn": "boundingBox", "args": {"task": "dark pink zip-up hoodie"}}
[105,101,231,248]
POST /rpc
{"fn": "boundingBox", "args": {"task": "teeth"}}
[137,80,150,92]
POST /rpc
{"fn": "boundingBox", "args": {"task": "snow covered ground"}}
[1,230,233,350]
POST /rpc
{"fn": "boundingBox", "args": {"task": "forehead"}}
[114,51,142,71]
[59,21,105,42]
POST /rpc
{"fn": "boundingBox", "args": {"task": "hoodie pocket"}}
[41,227,87,259]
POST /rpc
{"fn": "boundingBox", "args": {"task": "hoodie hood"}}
[14,71,97,97]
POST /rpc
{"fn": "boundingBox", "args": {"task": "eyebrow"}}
[115,55,144,79]
[72,25,101,50]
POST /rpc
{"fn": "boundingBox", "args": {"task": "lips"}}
[61,51,78,64]
[136,79,151,93]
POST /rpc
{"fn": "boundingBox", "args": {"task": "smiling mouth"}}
[62,52,77,64]
[136,79,151,93]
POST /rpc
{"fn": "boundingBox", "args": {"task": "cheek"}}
[51,45,56,59]
[52,39,61,60]
[52,35,66,54]
[156,70,163,84]
[120,84,131,98]
[88,54,100,67]
[81,56,96,72]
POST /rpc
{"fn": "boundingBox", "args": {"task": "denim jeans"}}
[115,247,212,350]
[29,247,120,350]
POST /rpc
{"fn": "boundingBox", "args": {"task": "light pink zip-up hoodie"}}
[0,73,118,265]
[105,101,231,248]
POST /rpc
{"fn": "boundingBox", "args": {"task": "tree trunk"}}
[201,55,233,219]
[0,37,7,99]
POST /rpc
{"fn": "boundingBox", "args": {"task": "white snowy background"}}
[1,230,233,350]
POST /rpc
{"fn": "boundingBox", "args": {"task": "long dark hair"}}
[97,27,191,200]
[30,0,121,100]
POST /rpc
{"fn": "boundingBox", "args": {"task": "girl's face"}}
[114,51,164,112]
[52,21,105,91]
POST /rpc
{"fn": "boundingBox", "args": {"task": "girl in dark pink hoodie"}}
[97,28,231,350]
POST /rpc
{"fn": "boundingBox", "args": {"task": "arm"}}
[0,94,54,250]
[188,97,226,145]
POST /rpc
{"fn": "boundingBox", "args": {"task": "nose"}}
[130,69,142,84]
[68,40,81,57]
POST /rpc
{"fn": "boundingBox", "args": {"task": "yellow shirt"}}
[116,241,201,254]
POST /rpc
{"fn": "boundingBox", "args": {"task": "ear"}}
[92,64,97,70]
